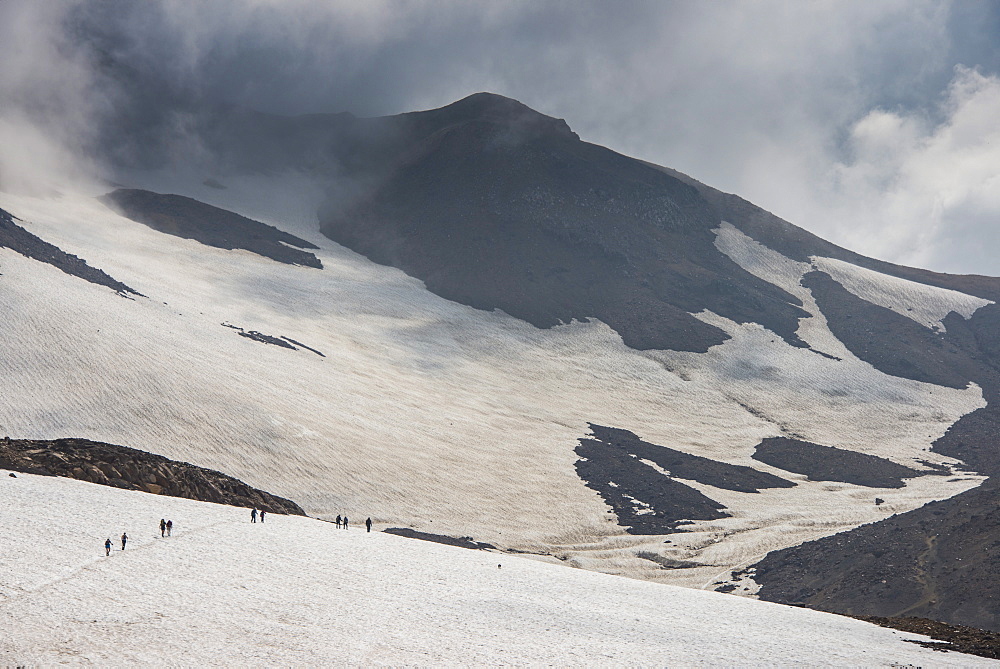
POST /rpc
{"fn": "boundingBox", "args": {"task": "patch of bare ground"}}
[853,615,1000,660]
[0,437,304,515]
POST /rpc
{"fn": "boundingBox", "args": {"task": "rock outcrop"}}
[0,437,305,515]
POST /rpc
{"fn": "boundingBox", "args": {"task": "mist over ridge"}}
[3,1,1000,273]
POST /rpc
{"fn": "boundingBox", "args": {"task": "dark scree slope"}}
[0,206,138,295]
[752,437,922,489]
[575,424,794,534]
[102,189,323,268]
[0,438,304,515]
[319,93,809,353]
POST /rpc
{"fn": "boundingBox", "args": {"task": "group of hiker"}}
[255,508,373,531]
[104,517,174,555]
[104,507,376,554]
[104,534,125,555]
[334,515,373,532]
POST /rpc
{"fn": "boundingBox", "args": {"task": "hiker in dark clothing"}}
[336,515,341,528]
[105,538,112,556]
[166,520,172,536]
[160,519,166,537]
[121,532,128,550]
[251,508,257,523]
[260,510,266,523]
[343,516,349,530]
[366,517,372,532]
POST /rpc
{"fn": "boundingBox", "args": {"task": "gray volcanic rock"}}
[319,93,810,353]
[0,206,138,295]
[575,434,729,533]
[382,528,497,550]
[754,477,1000,632]
[587,424,794,493]
[101,189,323,268]
[0,437,305,515]
[574,424,796,534]
[752,437,923,489]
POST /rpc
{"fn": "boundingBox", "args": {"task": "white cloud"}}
[2,0,999,274]
[808,66,1000,274]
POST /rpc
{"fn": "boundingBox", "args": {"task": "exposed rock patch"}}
[383,527,497,550]
[635,551,703,569]
[802,271,978,390]
[0,437,304,515]
[101,189,323,268]
[852,615,1000,659]
[222,322,326,356]
[589,424,794,493]
[752,437,922,489]
[319,93,809,353]
[754,476,1000,632]
[576,427,730,534]
[0,207,138,295]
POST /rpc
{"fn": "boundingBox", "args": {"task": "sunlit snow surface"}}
[812,256,992,332]
[0,183,988,589]
[1,473,987,667]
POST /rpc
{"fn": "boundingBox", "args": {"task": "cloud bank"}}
[1,0,999,274]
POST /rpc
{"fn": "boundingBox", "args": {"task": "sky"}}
[2,0,1000,275]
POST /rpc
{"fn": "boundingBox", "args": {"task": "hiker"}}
[343,516,349,530]
[366,517,372,533]
[160,519,166,537]
[260,510,266,523]
[251,508,257,523]
[336,515,341,528]
[166,520,173,536]
[105,538,112,556]
[121,532,128,550]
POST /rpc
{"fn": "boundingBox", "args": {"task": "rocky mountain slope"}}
[0,437,304,514]
[2,92,998,631]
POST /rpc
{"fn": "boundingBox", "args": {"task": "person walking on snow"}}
[336,515,341,528]
[343,516,349,530]
[121,532,128,550]
[366,517,372,532]
[260,510,266,523]
[105,538,112,556]
[166,520,172,536]
[160,519,166,537]
[251,508,257,523]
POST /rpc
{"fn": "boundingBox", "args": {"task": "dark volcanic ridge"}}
[853,615,1000,660]
[318,93,809,353]
[101,189,323,268]
[589,424,793,493]
[752,437,923,489]
[383,527,497,551]
[0,206,139,295]
[222,322,326,356]
[753,476,1000,633]
[574,423,796,534]
[0,437,304,515]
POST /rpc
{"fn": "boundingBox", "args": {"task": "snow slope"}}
[0,183,988,589]
[0,472,987,666]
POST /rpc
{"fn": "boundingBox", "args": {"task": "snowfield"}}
[0,182,989,589]
[1,472,990,666]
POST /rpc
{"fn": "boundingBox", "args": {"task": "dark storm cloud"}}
[4,0,1000,274]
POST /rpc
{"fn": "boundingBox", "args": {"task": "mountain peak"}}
[412,92,579,140]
